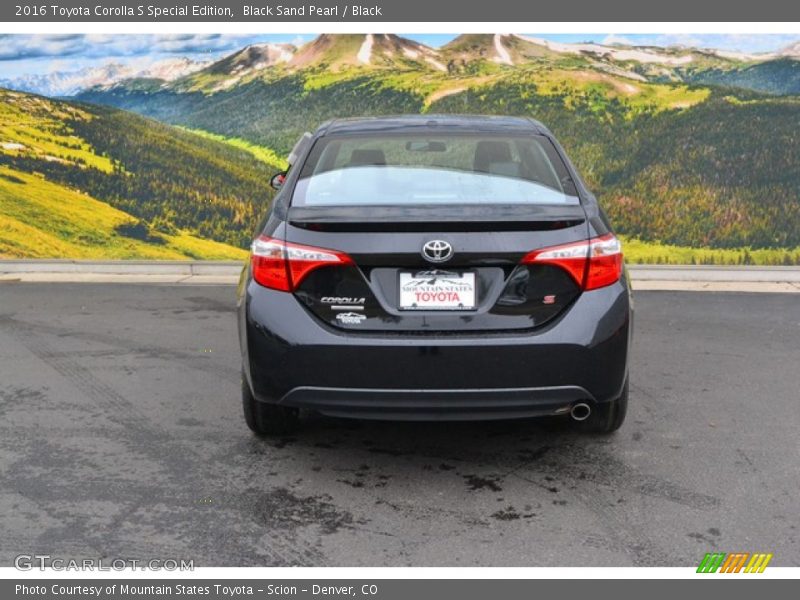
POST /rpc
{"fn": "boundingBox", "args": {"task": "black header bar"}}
[3,0,800,22]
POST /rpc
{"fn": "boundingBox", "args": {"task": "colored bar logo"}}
[697,552,773,573]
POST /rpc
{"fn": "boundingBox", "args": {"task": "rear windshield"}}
[291,133,579,207]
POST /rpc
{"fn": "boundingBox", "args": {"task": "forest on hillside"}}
[0,95,280,248]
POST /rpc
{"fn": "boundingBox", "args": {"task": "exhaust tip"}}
[570,402,592,421]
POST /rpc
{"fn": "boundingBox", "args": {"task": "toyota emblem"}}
[422,240,453,263]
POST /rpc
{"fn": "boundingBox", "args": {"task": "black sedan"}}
[238,115,632,434]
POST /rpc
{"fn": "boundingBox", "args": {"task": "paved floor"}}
[0,284,797,567]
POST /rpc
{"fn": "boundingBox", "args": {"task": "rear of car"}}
[238,116,631,434]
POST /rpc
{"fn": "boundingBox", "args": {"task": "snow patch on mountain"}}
[778,41,800,57]
[493,34,513,65]
[591,61,648,82]
[253,43,294,64]
[358,34,374,64]
[514,34,696,65]
[425,57,447,71]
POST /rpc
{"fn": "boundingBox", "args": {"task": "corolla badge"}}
[422,240,453,263]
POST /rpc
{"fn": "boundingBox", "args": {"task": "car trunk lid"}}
[284,204,590,332]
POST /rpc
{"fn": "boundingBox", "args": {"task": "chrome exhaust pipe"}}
[570,403,592,421]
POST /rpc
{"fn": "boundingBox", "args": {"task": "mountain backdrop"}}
[0,56,211,98]
[3,34,800,262]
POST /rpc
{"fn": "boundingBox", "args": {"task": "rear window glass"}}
[291,133,579,207]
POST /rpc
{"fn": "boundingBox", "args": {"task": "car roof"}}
[317,115,548,136]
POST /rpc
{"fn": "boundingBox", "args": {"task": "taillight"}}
[522,234,623,291]
[250,235,353,292]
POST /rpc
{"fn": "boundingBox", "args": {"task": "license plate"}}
[399,270,476,311]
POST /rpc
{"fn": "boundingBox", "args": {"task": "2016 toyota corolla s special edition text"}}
[237,115,632,435]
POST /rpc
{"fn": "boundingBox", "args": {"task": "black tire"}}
[573,377,628,434]
[242,374,299,435]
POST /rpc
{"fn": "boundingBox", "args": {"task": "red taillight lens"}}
[251,237,291,291]
[521,234,623,291]
[584,235,624,290]
[250,235,353,292]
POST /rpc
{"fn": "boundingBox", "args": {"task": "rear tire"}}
[242,374,299,435]
[573,377,628,434]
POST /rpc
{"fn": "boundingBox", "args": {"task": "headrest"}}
[348,149,386,167]
[474,141,512,172]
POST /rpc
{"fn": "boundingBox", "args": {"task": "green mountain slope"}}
[681,58,800,95]
[81,73,425,154]
[76,39,800,250]
[0,166,245,259]
[0,88,282,258]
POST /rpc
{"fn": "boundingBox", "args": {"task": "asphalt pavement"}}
[0,283,797,567]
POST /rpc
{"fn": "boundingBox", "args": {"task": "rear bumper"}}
[239,275,632,421]
[279,385,593,420]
